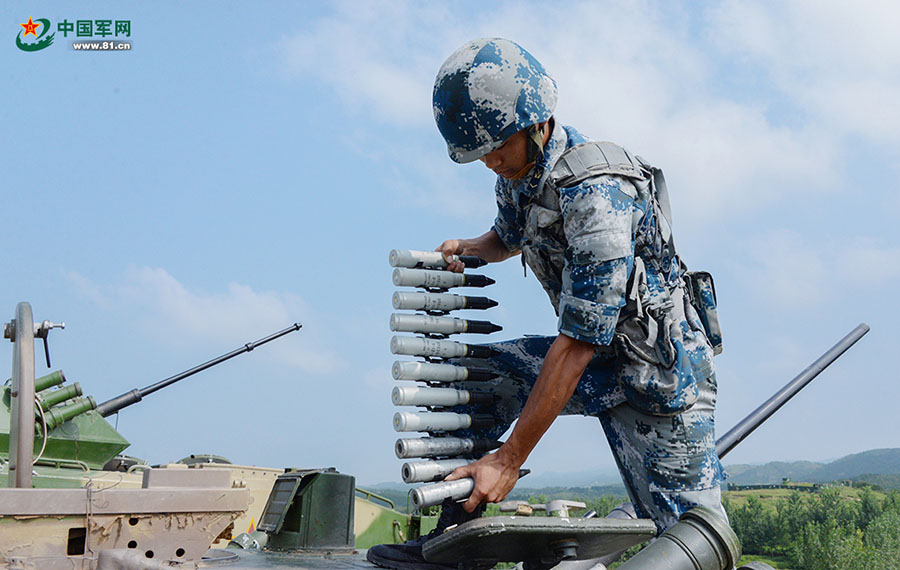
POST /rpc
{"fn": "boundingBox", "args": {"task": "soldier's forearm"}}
[499,333,595,467]
[461,230,518,264]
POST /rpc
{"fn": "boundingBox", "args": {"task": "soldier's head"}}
[432,38,557,179]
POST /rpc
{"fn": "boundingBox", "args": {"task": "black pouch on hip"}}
[684,271,723,355]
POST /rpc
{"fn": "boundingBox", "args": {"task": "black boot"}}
[366,498,485,569]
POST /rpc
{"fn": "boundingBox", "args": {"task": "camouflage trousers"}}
[454,336,727,533]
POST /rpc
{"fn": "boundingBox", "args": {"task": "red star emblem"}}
[20,17,41,38]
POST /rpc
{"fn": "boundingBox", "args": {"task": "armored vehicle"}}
[0,301,435,568]
[0,298,869,570]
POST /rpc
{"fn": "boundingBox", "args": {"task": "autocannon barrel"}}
[390,314,501,336]
[390,337,496,359]
[392,292,498,312]
[716,322,870,458]
[389,250,487,269]
[392,361,497,383]
[34,370,66,393]
[392,386,494,407]
[393,411,494,433]
[392,268,495,290]
[402,459,472,483]
[45,396,97,431]
[395,437,502,459]
[95,323,302,417]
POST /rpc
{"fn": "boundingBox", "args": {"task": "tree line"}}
[725,487,900,569]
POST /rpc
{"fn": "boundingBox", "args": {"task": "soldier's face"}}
[480,129,530,179]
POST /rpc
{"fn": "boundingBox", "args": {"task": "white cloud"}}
[278,0,462,128]
[734,230,829,307]
[835,237,900,282]
[61,269,111,309]
[708,0,900,147]
[512,2,840,225]
[64,266,341,374]
[730,230,900,308]
[276,0,853,226]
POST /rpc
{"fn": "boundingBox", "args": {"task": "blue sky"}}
[2,1,898,488]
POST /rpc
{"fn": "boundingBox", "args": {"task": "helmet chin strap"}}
[505,123,546,180]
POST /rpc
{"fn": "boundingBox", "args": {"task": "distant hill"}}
[726,448,900,487]
[809,449,900,482]
[725,460,824,485]
[848,473,900,490]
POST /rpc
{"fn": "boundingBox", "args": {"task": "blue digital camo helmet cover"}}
[433,38,558,164]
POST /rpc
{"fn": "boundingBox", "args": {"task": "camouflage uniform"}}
[429,37,725,533]
[453,121,726,532]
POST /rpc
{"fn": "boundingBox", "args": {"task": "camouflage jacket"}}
[492,122,714,415]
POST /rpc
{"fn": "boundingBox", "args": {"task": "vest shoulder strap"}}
[548,141,646,188]
[549,140,677,253]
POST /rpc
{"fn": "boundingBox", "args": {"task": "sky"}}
[1,1,898,489]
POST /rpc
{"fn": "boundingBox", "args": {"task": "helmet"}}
[433,38,558,164]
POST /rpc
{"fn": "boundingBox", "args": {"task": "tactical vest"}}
[544,141,723,354]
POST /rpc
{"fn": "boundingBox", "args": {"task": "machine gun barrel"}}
[96,323,302,417]
[716,322,869,458]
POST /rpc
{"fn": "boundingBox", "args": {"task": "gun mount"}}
[0,313,302,472]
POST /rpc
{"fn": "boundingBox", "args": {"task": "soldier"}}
[368,37,726,570]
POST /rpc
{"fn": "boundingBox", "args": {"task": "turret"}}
[0,302,302,475]
[0,368,130,471]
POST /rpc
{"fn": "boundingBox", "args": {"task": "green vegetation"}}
[725,486,900,570]
[737,554,794,569]
[726,484,867,511]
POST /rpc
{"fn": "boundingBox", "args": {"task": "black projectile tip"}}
[465,345,499,359]
[459,255,488,268]
[470,414,496,429]
[462,274,495,288]
[466,320,503,335]
[467,392,497,406]
[472,439,503,454]
[465,368,499,382]
[464,296,499,310]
